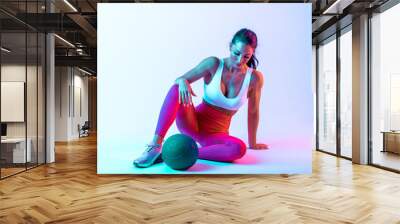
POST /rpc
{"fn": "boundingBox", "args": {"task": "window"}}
[318,36,337,154]
[339,28,352,158]
[371,2,400,171]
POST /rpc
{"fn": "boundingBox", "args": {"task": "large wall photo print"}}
[98,3,313,174]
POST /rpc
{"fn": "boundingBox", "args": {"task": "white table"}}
[1,138,32,163]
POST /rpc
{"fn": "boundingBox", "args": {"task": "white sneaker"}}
[133,143,162,168]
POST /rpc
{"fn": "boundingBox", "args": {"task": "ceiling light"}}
[78,67,93,76]
[54,34,75,48]
[322,0,355,15]
[63,0,78,12]
[1,47,11,53]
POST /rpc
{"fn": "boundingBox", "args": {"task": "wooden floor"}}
[1,135,400,224]
[1,167,26,178]
[373,150,400,171]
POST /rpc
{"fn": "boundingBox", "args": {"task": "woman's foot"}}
[133,143,162,168]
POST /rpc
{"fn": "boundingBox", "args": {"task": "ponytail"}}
[247,55,258,69]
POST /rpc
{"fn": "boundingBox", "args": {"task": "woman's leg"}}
[154,84,199,143]
[134,84,198,167]
[196,133,247,162]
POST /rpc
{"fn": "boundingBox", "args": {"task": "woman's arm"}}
[175,57,218,105]
[175,56,218,84]
[248,71,268,149]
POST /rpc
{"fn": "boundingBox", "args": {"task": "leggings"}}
[154,84,246,162]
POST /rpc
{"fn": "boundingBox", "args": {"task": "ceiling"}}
[0,0,392,75]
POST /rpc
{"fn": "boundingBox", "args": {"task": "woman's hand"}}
[175,78,197,106]
[249,143,269,150]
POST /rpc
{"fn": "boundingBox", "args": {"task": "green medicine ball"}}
[162,134,198,170]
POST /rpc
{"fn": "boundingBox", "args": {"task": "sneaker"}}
[133,143,162,168]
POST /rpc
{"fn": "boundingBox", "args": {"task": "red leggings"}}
[154,84,246,162]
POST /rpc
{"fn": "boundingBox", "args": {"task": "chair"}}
[79,121,90,138]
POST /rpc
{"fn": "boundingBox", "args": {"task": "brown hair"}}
[231,28,259,69]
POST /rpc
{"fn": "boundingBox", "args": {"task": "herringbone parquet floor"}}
[1,134,400,224]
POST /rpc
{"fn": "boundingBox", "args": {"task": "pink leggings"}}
[154,84,246,162]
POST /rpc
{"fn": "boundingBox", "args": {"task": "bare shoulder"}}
[201,56,220,83]
[205,56,220,64]
[200,56,219,70]
[250,69,264,88]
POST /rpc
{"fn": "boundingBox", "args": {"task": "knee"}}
[227,140,247,160]
[165,84,180,103]
[170,83,179,94]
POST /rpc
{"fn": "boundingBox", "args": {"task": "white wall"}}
[55,66,69,141]
[55,67,89,141]
[1,65,28,143]
[1,64,46,163]
[1,65,41,137]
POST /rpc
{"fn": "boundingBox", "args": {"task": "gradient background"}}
[97,3,313,174]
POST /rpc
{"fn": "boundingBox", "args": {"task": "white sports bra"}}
[203,58,252,111]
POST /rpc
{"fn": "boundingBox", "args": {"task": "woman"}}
[134,28,268,168]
